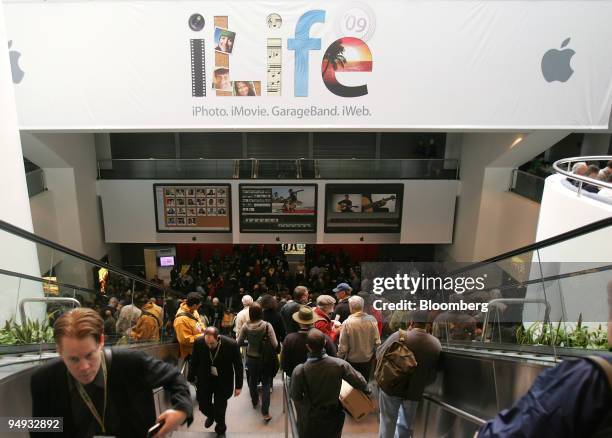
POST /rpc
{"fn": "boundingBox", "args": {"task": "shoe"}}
[204,417,214,428]
[252,401,259,409]
[262,414,272,422]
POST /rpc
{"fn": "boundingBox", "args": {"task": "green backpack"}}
[374,329,418,397]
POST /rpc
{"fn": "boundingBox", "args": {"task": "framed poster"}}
[324,183,403,233]
[154,184,231,232]
[239,184,317,233]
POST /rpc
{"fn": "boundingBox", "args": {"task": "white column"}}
[0,5,44,324]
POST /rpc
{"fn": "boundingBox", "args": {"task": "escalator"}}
[0,216,610,437]
[0,219,184,436]
[412,216,611,438]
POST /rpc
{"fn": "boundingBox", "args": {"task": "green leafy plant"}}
[0,318,55,345]
[515,314,609,350]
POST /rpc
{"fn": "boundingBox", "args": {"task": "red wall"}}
[313,244,380,263]
[175,244,281,263]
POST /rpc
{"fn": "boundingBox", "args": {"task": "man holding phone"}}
[189,326,243,436]
[30,308,192,437]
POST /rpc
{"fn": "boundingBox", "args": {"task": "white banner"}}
[4,0,612,130]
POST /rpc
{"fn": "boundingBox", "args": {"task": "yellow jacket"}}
[173,302,205,358]
[130,302,162,342]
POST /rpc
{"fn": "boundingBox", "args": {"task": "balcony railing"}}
[553,155,612,195]
[97,158,460,180]
[510,169,545,203]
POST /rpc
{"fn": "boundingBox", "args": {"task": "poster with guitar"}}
[325,184,403,233]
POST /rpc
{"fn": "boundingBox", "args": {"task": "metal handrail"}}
[0,267,100,296]
[19,297,80,324]
[0,219,166,293]
[422,394,487,426]
[98,158,459,162]
[481,299,551,342]
[448,216,612,275]
[282,374,300,438]
[552,155,612,192]
[511,169,546,185]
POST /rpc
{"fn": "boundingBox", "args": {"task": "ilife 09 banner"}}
[5,1,612,129]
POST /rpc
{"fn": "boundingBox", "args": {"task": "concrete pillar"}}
[0,5,44,323]
[581,134,611,157]
[447,131,569,262]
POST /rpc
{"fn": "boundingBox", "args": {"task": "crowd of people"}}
[570,160,612,197]
[32,244,611,437]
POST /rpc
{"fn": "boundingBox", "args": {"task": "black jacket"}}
[189,335,243,400]
[281,329,337,376]
[290,355,367,407]
[30,348,192,438]
[280,301,301,334]
[334,298,350,323]
[263,308,286,343]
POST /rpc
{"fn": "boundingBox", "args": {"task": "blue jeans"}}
[378,390,419,438]
[246,358,272,415]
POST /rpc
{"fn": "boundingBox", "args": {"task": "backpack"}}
[374,329,418,397]
[259,323,280,377]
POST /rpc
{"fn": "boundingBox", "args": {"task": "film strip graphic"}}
[190,39,206,97]
[267,38,282,96]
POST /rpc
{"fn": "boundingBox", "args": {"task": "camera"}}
[188,13,205,31]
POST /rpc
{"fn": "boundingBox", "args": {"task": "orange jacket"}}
[130,303,162,342]
[173,302,206,358]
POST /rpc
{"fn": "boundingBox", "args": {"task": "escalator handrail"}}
[0,267,101,296]
[449,216,612,275]
[0,219,167,293]
[422,394,487,426]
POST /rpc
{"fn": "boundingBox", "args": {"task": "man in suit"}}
[189,326,243,436]
[30,307,192,438]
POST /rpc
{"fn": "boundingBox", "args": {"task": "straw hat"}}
[292,306,318,325]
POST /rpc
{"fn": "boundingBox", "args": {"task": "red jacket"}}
[314,307,338,343]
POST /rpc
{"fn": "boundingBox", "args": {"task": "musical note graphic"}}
[267,38,282,95]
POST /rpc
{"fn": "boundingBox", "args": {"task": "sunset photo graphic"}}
[321,37,372,97]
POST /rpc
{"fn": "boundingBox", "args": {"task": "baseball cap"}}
[333,283,352,294]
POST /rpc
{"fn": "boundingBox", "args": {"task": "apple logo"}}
[541,38,575,83]
[8,40,24,84]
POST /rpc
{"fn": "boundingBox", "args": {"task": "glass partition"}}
[440,220,611,360]
[97,158,459,180]
[510,169,545,203]
[0,221,183,362]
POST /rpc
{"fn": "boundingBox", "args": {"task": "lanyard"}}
[209,339,221,364]
[75,351,108,433]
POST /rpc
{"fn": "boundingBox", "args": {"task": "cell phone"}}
[334,315,341,321]
[146,420,165,437]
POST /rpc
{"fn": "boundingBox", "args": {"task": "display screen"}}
[239,184,317,233]
[324,184,404,233]
[159,256,175,267]
[154,184,231,232]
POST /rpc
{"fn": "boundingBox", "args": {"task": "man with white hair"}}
[233,295,253,337]
[571,161,588,175]
[337,295,381,380]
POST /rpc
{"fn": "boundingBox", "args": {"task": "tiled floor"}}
[174,375,380,437]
